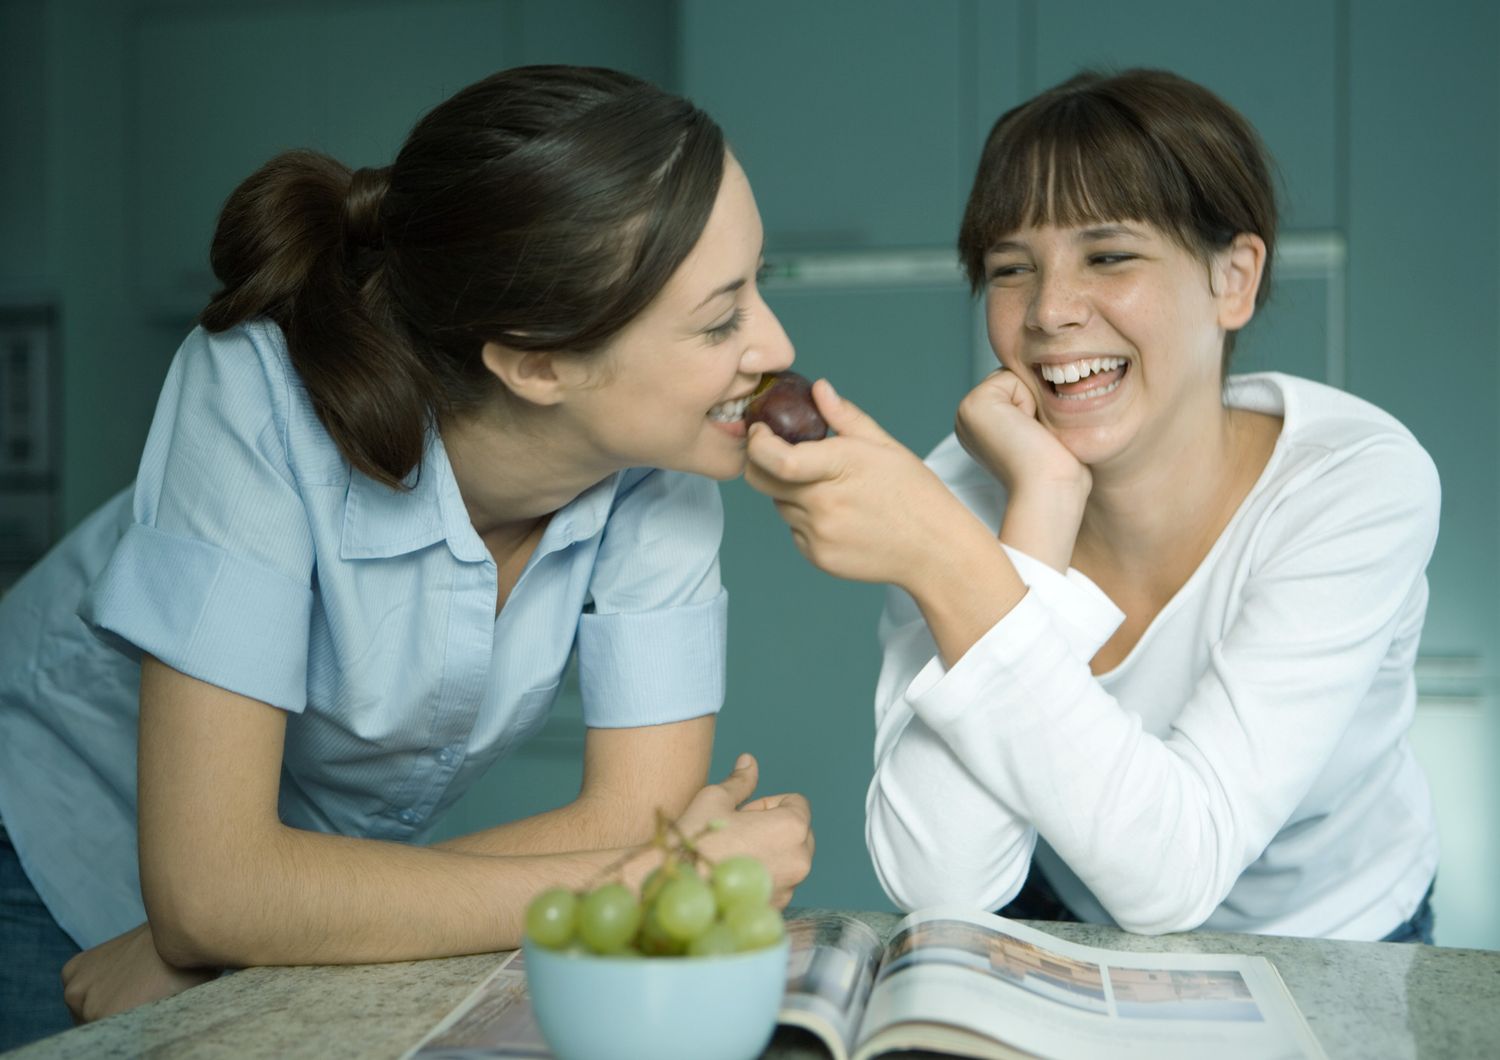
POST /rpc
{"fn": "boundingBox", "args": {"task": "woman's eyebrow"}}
[1077,224,1146,241]
[691,241,767,312]
[692,277,745,312]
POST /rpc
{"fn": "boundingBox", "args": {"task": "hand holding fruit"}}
[746,380,981,590]
[745,372,828,443]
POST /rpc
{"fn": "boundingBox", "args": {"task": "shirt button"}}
[436,747,457,766]
[398,809,419,825]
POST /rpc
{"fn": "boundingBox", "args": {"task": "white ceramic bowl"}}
[523,938,790,1060]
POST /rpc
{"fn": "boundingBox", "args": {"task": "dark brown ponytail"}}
[201,152,435,487]
[200,66,725,490]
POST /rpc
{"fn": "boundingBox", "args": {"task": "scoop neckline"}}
[1091,374,1292,680]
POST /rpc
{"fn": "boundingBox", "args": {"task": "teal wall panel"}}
[1348,0,1499,950]
[508,0,676,89]
[680,0,971,248]
[972,0,1028,165]
[1348,2,1499,659]
[132,8,330,313]
[42,0,165,528]
[1232,274,1335,383]
[1029,0,1341,230]
[716,284,976,912]
[0,0,47,285]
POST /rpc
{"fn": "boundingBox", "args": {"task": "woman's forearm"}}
[147,823,652,969]
[434,791,661,856]
[998,483,1089,573]
[437,719,714,856]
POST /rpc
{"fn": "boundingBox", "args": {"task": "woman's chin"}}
[675,446,750,482]
[1051,425,1123,468]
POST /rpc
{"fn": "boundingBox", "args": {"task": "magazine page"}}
[777,910,888,1060]
[402,950,551,1059]
[852,907,1327,1060]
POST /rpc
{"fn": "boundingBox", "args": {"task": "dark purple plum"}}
[745,372,828,443]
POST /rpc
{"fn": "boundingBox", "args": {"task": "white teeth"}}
[1039,357,1126,385]
[708,396,750,422]
[1056,376,1123,401]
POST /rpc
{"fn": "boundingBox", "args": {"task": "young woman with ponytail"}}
[0,65,813,1047]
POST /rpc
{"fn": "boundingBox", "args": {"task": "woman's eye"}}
[705,307,747,344]
[1090,252,1136,266]
[987,263,1029,282]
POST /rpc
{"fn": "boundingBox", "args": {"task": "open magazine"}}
[404,906,1328,1060]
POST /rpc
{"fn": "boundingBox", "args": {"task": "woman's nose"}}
[744,306,796,375]
[1026,270,1090,333]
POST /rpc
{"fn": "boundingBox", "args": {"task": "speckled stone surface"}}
[10,912,1498,1059]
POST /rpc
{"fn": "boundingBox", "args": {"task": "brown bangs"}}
[959,94,1207,292]
[958,69,1279,369]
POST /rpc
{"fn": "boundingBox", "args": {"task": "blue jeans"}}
[1379,881,1436,944]
[0,825,82,1051]
[1001,867,1436,944]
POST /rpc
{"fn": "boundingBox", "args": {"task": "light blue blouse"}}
[0,321,727,949]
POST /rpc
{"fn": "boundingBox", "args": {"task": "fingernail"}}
[823,380,840,404]
[736,753,752,768]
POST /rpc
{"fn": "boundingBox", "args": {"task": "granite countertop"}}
[10,911,1499,1059]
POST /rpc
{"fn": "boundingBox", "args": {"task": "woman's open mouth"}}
[1036,357,1128,401]
[707,395,751,423]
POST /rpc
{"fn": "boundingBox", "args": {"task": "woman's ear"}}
[1215,233,1268,331]
[481,341,570,406]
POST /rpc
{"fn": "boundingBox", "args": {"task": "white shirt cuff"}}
[901,546,1123,725]
[999,544,1124,661]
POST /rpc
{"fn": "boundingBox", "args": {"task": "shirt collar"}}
[341,430,482,562]
[341,430,632,563]
[542,468,633,552]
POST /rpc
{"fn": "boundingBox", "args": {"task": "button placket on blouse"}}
[429,560,499,821]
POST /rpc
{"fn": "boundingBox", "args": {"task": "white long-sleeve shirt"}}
[866,373,1441,941]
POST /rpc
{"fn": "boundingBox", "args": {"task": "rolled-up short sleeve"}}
[80,325,317,711]
[576,470,726,728]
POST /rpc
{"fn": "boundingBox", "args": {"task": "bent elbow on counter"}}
[1099,884,1222,937]
[141,838,285,968]
[145,878,242,968]
[877,868,1023,916]
[868,828,1025,915]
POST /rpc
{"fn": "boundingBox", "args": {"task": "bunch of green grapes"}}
[525,846,783,957]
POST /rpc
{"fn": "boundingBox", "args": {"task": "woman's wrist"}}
[904,518,1028,668]
[999,478,1090,572]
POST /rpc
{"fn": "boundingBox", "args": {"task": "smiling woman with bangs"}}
[746,68,1441,944]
